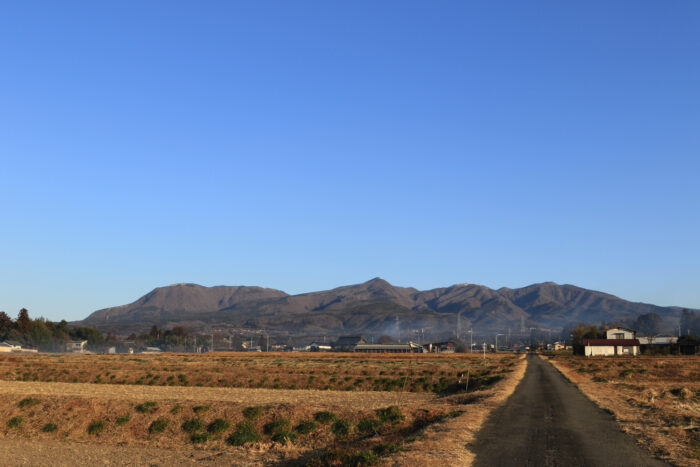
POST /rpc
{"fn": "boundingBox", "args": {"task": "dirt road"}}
[472,354,668,467]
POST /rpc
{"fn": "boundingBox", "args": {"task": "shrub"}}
[356,418,382,436]
[372,442,401,456]
[148,418,169,434]
[227,420,260,446]
[7,416,23,429]
[294,419,317,434]
[41,422,58,433]
[87,420,106,435]
[347,449,381,466]
[135,401,158,413]
[376,406,404,424]
[271,430,297,445]
[116,414,131,426]
[182,418,205,434]
[192,404,211,413]
[314,411,337,424]
[330,419,350,438]
[170,404,183,414]
[18,397,40,409]
[190,432,210,444]
[264,418,291,436]
[207,418,231,434]
[242,406,264,420]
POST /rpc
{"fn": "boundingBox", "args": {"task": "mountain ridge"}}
[78,278,690,336]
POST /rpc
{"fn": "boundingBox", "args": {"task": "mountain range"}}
[78,278,688,337]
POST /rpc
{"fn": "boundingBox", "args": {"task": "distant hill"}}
[78,278,688,336]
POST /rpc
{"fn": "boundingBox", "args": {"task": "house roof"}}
[583,339,640,346]
[429,341,455,347]
[334,336,365,346]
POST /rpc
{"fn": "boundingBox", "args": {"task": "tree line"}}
[0,308,106,352]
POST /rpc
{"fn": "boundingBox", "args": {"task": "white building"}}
[606,327,636,340]
[581,327,641,356]
[65,340,88,352]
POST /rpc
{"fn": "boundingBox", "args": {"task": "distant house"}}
[546,341,566,351]
[333,336,366,352]
[65,340,88,353]
[0,341,21,353]
[354,342,423,353]
[424,341,455,353]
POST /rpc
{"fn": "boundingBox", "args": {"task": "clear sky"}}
[1,1,699,321]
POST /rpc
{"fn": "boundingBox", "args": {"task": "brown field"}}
[547,354,700,467]
[0,352,527,466]
[0,352,509,393]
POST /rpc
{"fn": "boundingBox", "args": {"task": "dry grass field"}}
[548,354,700,467]
[0,352,527,466]
[0,352,509,393]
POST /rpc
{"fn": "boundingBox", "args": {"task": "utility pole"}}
[468,329,473,353]
[482,342,486,360]
[495,333,504,352]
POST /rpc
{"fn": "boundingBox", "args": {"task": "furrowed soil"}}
[0,352,526,466]
[547,354,700,466]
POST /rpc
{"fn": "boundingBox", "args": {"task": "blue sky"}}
[1,1,699,321]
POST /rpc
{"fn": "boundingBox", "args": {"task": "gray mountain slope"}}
[79,278,687,335]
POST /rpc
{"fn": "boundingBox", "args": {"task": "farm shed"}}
[354,342,423,353]
[424,341,456,353]
[0,342,20,353]
[583,339,640,357]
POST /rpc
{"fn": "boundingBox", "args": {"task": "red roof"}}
[583,339,640,346]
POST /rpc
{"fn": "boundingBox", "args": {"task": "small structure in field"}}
[354,341,423,353]
[140,346,162,354]
[424,341,456,353]
[333,336,366,352]
[65,340,88,353]
[309,342,332,352]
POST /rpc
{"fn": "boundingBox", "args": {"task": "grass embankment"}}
[548,354,700,467]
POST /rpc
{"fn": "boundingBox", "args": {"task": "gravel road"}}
[472,354,669,467]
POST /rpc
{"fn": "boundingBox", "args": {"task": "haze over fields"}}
[79,278,690,336]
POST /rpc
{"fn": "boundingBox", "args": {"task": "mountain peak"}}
[364,277,392,287]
